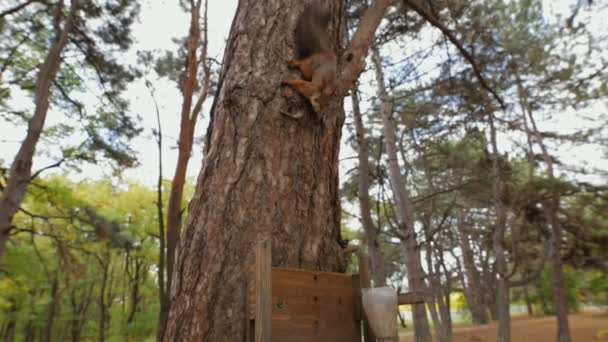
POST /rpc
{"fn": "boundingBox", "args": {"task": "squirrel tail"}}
[293,4,331,58]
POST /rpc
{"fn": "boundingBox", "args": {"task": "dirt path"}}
[400,313,608,342]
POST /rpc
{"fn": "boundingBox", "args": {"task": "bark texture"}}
[162,0,393,338]
[162,1,347,340]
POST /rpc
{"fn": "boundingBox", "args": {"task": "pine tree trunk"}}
[161,0,393,338]
[351,88,386,286]
[456,203,488,324]
[488,112,510,342]
[517,73,572,342]
[161,1,348,340]
[164,0,208,304]
[371,46,431,342]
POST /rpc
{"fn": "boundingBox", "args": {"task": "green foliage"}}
[0,175,184,341]
[536,266,584,314]
[587,273,608,304]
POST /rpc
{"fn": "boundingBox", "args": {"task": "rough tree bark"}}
[0,0,79,260]
[351,87,386,286]
[161,0,391,340]
[371,46,432,342]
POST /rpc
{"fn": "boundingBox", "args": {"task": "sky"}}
[112,0,239,184]
[0,0,239,185]
[0,0,606,189]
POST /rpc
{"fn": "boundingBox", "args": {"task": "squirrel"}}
[282,4,337,114]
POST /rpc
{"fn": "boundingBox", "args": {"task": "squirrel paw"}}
[286,59,300,68]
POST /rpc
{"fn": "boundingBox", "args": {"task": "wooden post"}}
[358,252,376,342]
[255,239,272,342]
[398,291,424,305]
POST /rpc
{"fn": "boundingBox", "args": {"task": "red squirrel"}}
[282,4,337,113]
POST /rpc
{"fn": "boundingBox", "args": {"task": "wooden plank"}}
[271,267,361,342]
[398,291,424,305]
[255,240,272,342]
[352,274,362,321]
[358,252,376,342]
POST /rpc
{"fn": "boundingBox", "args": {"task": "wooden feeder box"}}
[248,240,424,342]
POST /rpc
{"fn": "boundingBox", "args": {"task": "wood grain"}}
[255,240,272,342]
[271,267,361,342]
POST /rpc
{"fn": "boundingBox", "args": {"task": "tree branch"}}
[402,0,506,110]
[190,0,210,123]
[0,0,42,18]
[338,0,393,93]
[30,158,66,181]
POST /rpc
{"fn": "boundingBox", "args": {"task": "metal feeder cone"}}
[362,286,398,341]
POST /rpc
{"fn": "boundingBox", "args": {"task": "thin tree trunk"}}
[351,86,386,286]
[426,244,446,342]
[456,203,487,324]
[127,258,142,323]
[0,0,79,260]
[516,76,572,342]
[165,0,209,295]
[70,290,82,342]
[23,320,35,342]
[70,281,94,342]
[523,285,534,316]
[98,252,110,342]
[23,290,37,342]
[2,303,17,342]
[147,79,168,341]
[371,46,431,342]
[44,273,60,342]
[438,253,453,341]
[3,320,15,342]
[161,0,391,339]
[162,1,210,335]
[545,205,571,342]
[488,112,510,342]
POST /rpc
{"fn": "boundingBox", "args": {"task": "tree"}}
[0,0,141,260]
[350,86,387,287]
[157,0,212,336]
[161,0,392,339]
[371,46,432,341]
[0,0,81,260]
